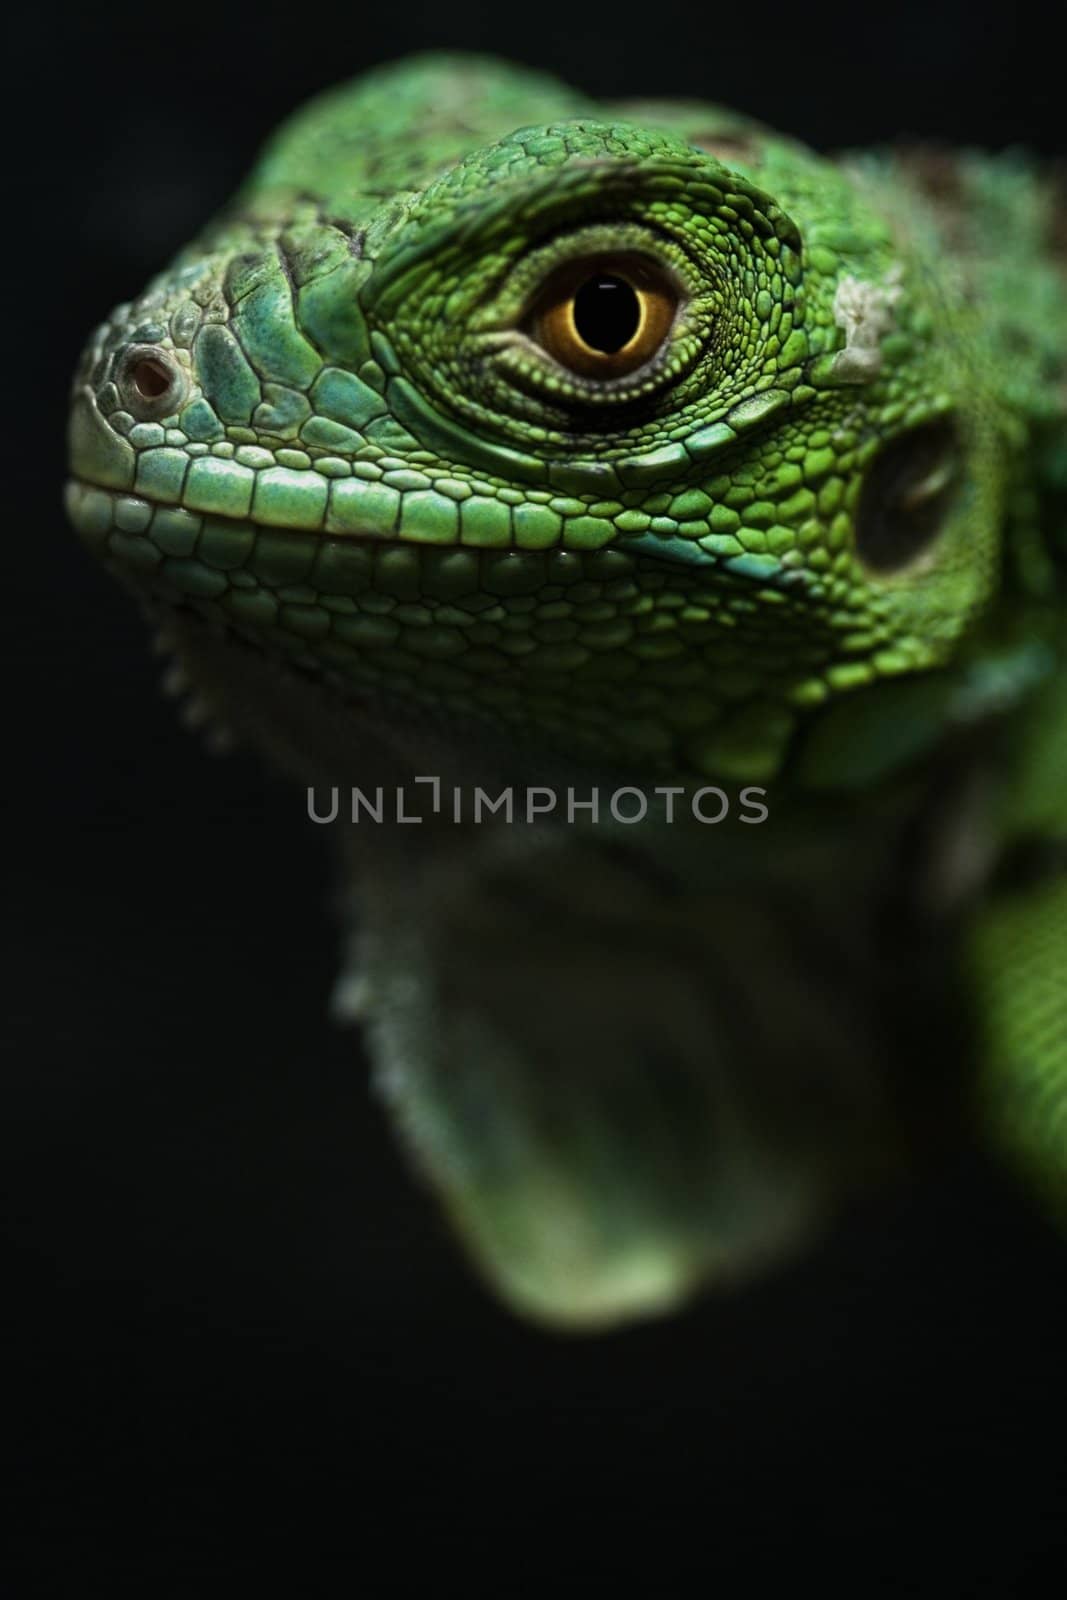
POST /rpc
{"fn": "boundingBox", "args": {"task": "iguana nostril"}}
[131,357,171,399]
[116,345,185,419]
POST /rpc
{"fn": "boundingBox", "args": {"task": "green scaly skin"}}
[67,54,1066,1329]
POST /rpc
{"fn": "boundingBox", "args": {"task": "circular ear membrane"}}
[855,419,961,573]
[531,254,679,379]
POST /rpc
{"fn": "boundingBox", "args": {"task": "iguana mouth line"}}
[65,477,806,595]
[65,477,430,553]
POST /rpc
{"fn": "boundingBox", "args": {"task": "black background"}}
[7,0,1066,1586]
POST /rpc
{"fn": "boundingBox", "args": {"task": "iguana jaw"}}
[65,472,820,783]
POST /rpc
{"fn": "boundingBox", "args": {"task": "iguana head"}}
[67,54,1013,791]
[67,56,1054,1330]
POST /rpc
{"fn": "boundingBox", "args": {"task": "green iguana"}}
[67,54,1066,1330]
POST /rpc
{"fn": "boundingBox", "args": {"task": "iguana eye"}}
[116,345,186,420]
[855,419,961,573]
[529,254,678,380]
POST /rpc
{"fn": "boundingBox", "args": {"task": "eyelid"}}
[520,245,685,317]
[478,219,690,319]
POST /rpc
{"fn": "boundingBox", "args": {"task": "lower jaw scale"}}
[65,478,813,780]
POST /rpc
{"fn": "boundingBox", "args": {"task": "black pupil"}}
[572,275,641,354]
